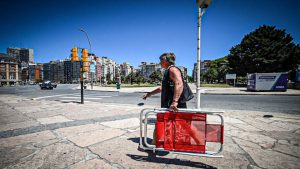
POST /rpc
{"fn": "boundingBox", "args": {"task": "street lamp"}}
[79,28,94,89]
[196,0,212,109]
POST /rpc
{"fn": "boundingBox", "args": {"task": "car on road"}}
[40,81,54,90]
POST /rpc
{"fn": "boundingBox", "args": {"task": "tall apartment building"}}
[139,62,161,78]
[95,60,102,83]
[28,63,43,83]
[98,57,116,83]
[62,60,81,84]
[120,62,132,77]
[0,53,20,85]
[193,60,211,82]
[43,63,51,81]
[7,48,34,63]
[54,60,64,83]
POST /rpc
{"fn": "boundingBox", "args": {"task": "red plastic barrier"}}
[156,111,207,153]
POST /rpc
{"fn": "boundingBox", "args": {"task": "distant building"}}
[63,59,81,84]
[98,57,116,83]
[120,62,132,76]
[55,60,65,83]
[64,60,72,83]
[0,53,20,85]
[193,60,211,82]
[177,66,188,79]
[28,63,41,83]
[7,48,34,64]
[139,62,161,78]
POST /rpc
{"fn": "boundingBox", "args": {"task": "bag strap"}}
[167,65,186,83]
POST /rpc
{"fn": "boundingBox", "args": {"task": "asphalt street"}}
[1,84,300,114]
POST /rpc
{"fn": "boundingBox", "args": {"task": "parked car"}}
[40,81,54,90]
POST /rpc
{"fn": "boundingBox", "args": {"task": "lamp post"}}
[196,0,212,109]
[79,28,94,90]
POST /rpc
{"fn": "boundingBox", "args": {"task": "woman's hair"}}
[159,52,176,64]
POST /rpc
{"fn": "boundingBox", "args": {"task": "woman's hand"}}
[170,101,178,112]
[142,92,150,100]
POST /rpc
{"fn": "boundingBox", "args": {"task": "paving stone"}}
[242,146,299,169]
[26,110,63,119]
[270,121,300,131]
[55,124,106,138]
[68,127,126,147]
[223,117,245,124]
[0,108,32,124]
[37,115,73,124]
[9,142,86,169]
[223,136,245,153]
[273,143,300,158]
[100,118,140,129]
[89,131,168,169]
[238,117,296,132]
[228,131,276,147]
[261,131,300,144]
[0,130,56,148]
[0,120,39,132]
[69,159,116,169]
[232,123,262,132]
[0,146,37,168]
[232,137,261,149]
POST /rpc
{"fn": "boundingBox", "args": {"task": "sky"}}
[0,0,299,75]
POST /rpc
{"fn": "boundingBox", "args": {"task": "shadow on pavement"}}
[126,154,216,169]
[127,137,216,169]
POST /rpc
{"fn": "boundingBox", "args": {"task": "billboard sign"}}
[226,74,236,79]
[247,73,288,91]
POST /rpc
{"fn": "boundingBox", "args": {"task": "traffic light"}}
[81,48,90,72]
[81,48,89,62]
[71,47,79,61]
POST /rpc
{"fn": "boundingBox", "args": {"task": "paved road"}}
[1,84,299,114]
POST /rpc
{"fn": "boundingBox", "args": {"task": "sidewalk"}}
[79,83,300,96]
[0,94,299,168]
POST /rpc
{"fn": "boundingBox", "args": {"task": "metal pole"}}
[197,7,206,109]
[80,64,84,104]
[80,28,93,90]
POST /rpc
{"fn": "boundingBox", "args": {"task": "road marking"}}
[58,100,91,103]
[32,93,80,100]
[73,95,112,98]
[60,97,103,100]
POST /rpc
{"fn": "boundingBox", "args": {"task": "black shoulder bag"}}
[168,66,194,103]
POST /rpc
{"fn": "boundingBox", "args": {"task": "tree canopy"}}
[228,25,300,76]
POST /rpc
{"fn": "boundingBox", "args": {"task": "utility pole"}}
[196,0,212,109]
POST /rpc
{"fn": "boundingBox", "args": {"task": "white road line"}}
[32,93,80,100]
[73,95,112,98]
[59,100,91,103]
[60,97,103,99]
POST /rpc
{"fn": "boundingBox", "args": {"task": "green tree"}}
[228,25,300,76]
[149,71,162,83]
[203,67,218,83]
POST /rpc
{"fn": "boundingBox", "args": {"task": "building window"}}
[1,73,6,79]
[10,74,15,79]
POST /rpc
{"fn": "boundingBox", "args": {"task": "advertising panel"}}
[247,73,288,91]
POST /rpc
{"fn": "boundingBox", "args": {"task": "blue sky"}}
[0,0,299,75]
